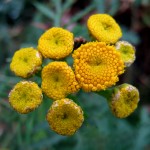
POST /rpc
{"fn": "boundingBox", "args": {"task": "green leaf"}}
[72,24,90,40]
[121,26,140,45]
[68,3,95,25]
[27,136,66,150]
[62,0,75,12]
[141,0,150,5]
[133,108,150,150]
[108,0,120,16]
[33,2,55,20]
[51,0,62,26]
[94,0,106,13]
[25,116,34,145]
[142,13,150,27]
[134,0,142,7]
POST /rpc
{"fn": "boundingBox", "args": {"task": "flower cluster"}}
[9,13,140,136]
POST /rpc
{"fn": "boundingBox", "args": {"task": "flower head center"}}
[102,23,111,30]
[62,113,68,119]
[22,92,27,99]
[53,75,59,82]
[120,45,132,55]
[87,59,102,67]
[22,57,28,63]
[54,39,59,45]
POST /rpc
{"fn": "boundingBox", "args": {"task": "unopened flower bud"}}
[109,83,140,118]
[46,98,84,136]
[9,81,43,114]
[115,41,136,67]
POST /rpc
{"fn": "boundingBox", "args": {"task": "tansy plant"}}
[9,14,140,136]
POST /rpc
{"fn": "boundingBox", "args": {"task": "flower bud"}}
[46,98,84,136]
[115,41,136,67]
[9,81,43,114]
[10,47,42,78]
[109,83,140,118]
[87,14,122,43]
[38,27,74,59]
[42,61,80,100]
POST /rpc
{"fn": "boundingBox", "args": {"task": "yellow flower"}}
[38,27,74,59]
[41,61,80,100]
[115,41,136,67]
[73,42,124,92]
[87,14,122,43]
[9,81,43,114]
[46,98,84,136]
[10,47,42,78]
[109,83,140,118]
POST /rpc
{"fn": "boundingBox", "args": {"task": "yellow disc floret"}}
[109,83,140,118]
[38,27,74,59]
[41,61,80,100]
[10,47,42,78]
[9,81,43,114]
[73,42,124,92]
[46,98,84,136]
[115,41,136,67]
[87,14,122,43]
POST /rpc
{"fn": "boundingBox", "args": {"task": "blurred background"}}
[0,0,150,149]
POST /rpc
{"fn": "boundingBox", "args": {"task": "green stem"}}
[96,88,114,101]
[53,0,62,26]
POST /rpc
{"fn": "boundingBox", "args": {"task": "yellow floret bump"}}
[41,61,80,100]
[87,14,122,43]
[73,42,124,92]
[10,47,42,78]
[9,81,43,114]
[46,98,84,136]
[38,27,74,59]
[109,83,140,118]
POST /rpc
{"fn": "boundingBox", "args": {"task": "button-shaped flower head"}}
[41,61,80,100]
[38,27,74,59]
[109,83,140,118]
[87,14,122,43]
[46,98,84,136]
[115,41,136,67]
[9,81,43,114]
[73,42,124,92]
[10,47,42,78]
